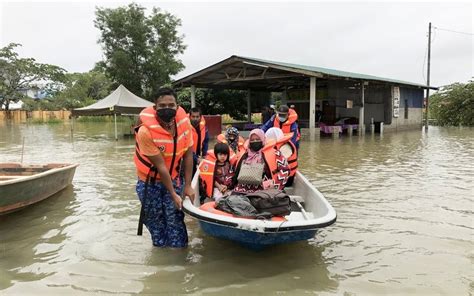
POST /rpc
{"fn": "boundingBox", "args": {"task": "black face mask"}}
[249,141,263,152]
[191,119,200,127]
[157,108,176,123]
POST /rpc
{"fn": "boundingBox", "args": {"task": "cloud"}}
[1,1,472,87]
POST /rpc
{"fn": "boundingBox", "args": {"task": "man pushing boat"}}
[134,87,195,248]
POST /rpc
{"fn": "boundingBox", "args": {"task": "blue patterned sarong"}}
[136,179,188,248]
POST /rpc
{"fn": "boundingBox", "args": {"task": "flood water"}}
[0,121,473,295]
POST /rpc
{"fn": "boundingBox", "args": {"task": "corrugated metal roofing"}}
[237,55,436,89]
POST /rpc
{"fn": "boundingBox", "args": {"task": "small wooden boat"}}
[183,171,337,249]
[0,163,78,215]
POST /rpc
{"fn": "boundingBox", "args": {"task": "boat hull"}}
[184,171,336,249]
[199,220,317,250]
[0,163,78,215]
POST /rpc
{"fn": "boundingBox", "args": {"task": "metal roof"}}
[173,55,437,90]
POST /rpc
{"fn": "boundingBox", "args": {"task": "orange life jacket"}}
[189,115,206,156]
[267,133,298,177]
[134,106,191,181]
[217,133,245,154]
[273,108,301,141]
[234,144,280,186]
[198,149,237,198]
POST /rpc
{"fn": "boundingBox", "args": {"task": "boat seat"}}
[199,202,286,221]
[289,195,304,202]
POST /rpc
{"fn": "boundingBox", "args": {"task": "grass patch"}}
[221,113,262,124]
[76,116,136,123]
[29,118,62,124]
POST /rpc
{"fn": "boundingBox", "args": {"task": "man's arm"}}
[290,122,299,149]
[183,148,195,202]
[147,153,183,210]
[202,128,209,157]
[261,115,275,132]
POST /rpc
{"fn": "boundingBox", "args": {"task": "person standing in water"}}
[134,87,195,248]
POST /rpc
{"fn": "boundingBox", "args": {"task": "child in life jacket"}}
[199,142,235,202]
[212,143,234,201]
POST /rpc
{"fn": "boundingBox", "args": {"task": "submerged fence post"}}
[114,113,118,141]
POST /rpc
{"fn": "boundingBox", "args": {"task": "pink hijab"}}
[245,129,266,165]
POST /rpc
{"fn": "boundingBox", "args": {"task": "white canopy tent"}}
[71,85,154,140]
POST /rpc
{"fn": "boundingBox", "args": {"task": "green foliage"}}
[177,88,249,120]
[22,98,53,111]
[76,115,135,123]
[429,81,474,126]
[0,43,66,110]
[56,71,113,109]
[29,118,62,124]
[21,71,112,111]
[95,3,186,99]
[221,113,262,124]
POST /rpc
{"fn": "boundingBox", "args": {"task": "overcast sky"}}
[1,1,472,88]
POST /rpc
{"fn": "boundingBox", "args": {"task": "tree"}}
[94,3,186,99]
[57,71,113,108]
[177,88,250,120]
[22,70,113,111]
[429,81,474,126]
[23,71,112,111]
[0,43,66,110]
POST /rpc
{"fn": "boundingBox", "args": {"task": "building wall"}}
[384,108,423,131]
[287,81,425,132]
[383,86,424,132]
[363,84,391,125]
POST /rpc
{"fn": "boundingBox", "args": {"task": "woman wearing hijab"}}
[232,129,290,193]
[217,126,245,154]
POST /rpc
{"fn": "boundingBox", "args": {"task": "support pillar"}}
[282,88,288,106]
[332,127,339,139]
[309,77,316,129]
[247,89,252,123]
[190,85,196,108]
[359,81,366,135]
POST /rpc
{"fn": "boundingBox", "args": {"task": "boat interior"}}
[0,163,69,181]
[191,172,332,223]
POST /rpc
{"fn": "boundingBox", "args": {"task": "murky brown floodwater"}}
[0,121,472,295]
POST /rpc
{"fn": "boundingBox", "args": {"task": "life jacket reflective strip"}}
[268,133,298,177]
[198,158,215,198]
[190,115,206,156]
[235,144,280,185]
[273,109,301,141]
[134,106,191,181]
[198,148,236,198]
[217,133,245,154]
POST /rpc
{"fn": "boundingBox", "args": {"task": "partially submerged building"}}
[173,56,437,133]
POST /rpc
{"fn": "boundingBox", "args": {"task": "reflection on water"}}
[0,122,473,294]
